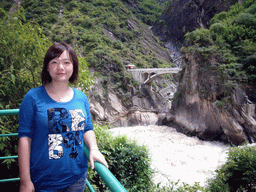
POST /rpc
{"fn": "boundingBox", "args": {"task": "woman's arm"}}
[84,130,108,169]
[18,137,35,192]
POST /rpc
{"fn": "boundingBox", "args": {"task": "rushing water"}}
[109,125,230,188]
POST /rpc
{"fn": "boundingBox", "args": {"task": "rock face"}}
[153,0,236,43]
[88,77,165,127]
[171,51,256,144]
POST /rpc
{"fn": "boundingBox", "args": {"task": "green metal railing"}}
[0,109,127,192]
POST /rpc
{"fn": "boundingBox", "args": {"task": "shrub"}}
[234,13,256,29]
[208,146,256,192]
[211,11,228,24]
[246,3,256,14]
[210,23,227,37]
[242,0,256,9]
[87,124,153,191]
[185,28,213,47]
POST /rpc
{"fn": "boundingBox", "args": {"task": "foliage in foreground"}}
[87,124,153,191]
[208,145,256,192]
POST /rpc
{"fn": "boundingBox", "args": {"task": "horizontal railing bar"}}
[84,145,127,192]
[0,178,20,182]
[0,109,19,116]
[0,133,19,137]
[0,156,18,160]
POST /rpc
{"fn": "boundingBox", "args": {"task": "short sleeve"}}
[18,90,36,139]
[83,94,94,133]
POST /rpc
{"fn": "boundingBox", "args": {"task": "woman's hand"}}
[89,149,109,169]
[19,180,35,192]
[84,130,109,169]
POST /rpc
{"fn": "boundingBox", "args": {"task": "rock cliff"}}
[170,49,256,144]
[88,76,165,127]
[153,0,236,44]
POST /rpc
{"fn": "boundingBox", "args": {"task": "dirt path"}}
[109,125,229,188]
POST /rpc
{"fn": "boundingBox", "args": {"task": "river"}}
[109,125,230,188]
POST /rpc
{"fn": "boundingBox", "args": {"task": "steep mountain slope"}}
[1,0,176,125]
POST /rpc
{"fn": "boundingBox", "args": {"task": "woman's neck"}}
[45,81,74,102]
[49,81,70,93]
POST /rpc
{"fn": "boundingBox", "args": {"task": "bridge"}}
[127,68,181,84]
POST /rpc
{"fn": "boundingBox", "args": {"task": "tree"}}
[0,6,51,110]
[0,8,51,189]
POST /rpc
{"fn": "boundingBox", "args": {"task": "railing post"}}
[84,145,127,192]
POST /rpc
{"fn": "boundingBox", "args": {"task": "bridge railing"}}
[0,109,127,192]
[127,67,182,73]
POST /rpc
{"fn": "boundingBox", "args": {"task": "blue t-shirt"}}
[18,86,93,191]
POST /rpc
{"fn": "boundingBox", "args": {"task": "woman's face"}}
[47,50,73,83]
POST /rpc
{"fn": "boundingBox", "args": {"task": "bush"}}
[246,3,256,14]
[87,124,153,191]
[185,28,213,47]
[234,13,256,29]
[208,145,256,192]
[210,23,227,37]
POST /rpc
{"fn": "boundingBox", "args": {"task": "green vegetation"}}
[125,0,171,26]
[182,0,256,106]
[208,145,256,192]
[185,0,256,87]
[87,124,153,191]
[0,6,51,110]
[22,0,170,69]
[0,8,51,183]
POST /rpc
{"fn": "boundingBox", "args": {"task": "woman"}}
[18,42,108,192]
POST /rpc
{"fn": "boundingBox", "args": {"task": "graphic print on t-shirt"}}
[47,108,85,160]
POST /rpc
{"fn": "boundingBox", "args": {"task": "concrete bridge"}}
[127,68,182,84]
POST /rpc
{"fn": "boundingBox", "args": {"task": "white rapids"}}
[109,125,230,188]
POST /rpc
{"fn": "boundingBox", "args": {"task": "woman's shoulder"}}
[72,88,89,101]
[73,88,86,96]
[26,86,44,94]
[24,86,45,99]
[20,86,45,107]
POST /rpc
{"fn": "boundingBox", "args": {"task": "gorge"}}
[1,0,256,190]
[89,0,256,145]
[2,0,256,144]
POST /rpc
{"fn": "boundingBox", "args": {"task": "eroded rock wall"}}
[88,77,164,127]
[171,51,256,144]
